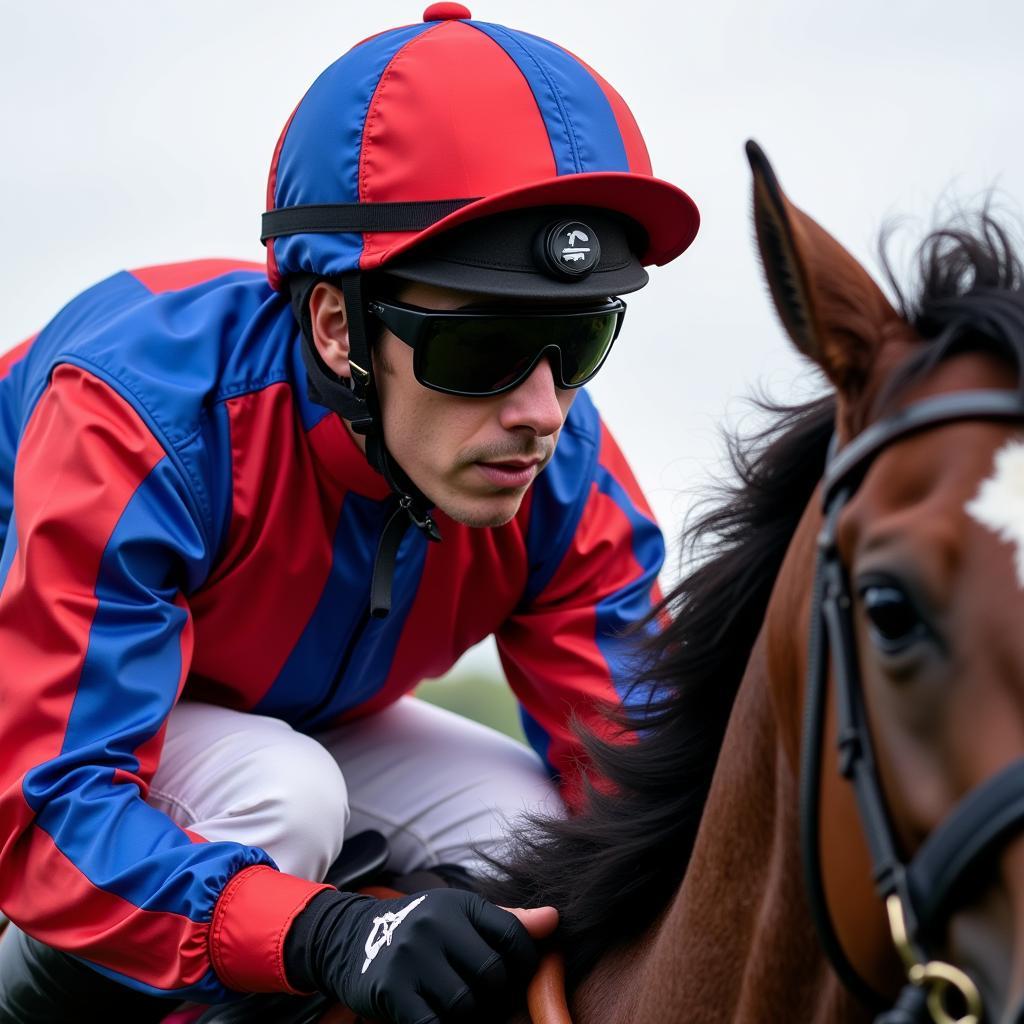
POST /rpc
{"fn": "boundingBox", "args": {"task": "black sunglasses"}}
[366,297,626,398]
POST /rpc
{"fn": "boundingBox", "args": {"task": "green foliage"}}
[416,672,527,745]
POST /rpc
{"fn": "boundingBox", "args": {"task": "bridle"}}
[801,387,1024,1024]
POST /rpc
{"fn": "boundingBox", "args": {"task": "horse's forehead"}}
[882,346,1018,408]
[862,421,1011,509]
[837,422,1021,592]
[854,349,1023,517]
[968,439,1024,589]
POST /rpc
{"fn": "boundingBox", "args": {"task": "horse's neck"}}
[571,635,869,1023]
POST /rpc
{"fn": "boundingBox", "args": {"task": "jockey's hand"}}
[286,888,549,1023]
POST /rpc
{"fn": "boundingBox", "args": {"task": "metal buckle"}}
[399,495,441,542]
[886,895,983,1024]
[348,359,370,384]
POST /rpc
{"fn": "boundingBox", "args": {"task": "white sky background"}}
[2,1,1023,677]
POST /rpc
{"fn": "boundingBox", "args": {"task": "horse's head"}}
[750,141,1024,1023]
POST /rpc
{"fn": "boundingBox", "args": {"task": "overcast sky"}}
[3,1,1022,675]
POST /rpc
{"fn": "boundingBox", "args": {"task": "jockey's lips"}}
[473,457,545,489]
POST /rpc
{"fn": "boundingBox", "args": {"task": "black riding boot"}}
[0,923,174,1023]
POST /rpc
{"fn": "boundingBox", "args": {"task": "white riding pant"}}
[146,697,562,883]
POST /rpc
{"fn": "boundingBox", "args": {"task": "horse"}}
[485,142,1024,1024]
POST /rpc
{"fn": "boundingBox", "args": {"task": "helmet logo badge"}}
[538,220,601,281]
[561,229,591,263]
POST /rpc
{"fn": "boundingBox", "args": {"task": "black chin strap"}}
[292,272,442,618]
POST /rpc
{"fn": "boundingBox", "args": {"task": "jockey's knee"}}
[232,735,350,880]
[317,698,562,876]
[150,704,349,881]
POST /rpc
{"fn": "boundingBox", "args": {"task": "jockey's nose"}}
[497,355,566,438]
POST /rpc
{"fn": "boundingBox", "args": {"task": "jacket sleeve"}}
[495,406,665,811]
[0,364,328,1001]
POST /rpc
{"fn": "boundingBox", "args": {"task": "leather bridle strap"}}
[908,756,1024,938]
[821,389,1024,507]
[800,386,1024,1022]
[801,487,890,1009]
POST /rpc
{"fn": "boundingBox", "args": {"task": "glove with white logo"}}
[284,888,540,1024]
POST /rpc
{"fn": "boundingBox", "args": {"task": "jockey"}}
[0,5,698,1023]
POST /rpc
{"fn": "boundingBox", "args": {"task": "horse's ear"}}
[746,140,903,395]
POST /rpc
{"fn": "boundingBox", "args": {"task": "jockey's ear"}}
[747,140,908,402]
[309,281,352,378]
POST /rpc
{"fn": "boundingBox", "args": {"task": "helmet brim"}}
[364,171,700,271]
[380,205,650,301]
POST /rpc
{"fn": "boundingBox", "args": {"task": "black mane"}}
[485,211,1024,984]
[484,393,835,980]
[880,211,1024,406]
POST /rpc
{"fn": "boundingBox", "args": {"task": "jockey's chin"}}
[416,443,559,529]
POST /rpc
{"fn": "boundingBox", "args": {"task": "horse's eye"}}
[860,584,925,650]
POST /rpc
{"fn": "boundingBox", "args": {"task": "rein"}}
[800,388,1024,1024]
[528,952,573,1024]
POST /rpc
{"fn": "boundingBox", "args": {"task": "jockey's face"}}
[372,281,577,528]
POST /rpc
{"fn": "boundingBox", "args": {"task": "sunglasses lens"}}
[555,313,619,386]
[416,310,620,395]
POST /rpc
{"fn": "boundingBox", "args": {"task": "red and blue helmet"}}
[262,3,699,290]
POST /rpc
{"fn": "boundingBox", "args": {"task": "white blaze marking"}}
[966,440,1024,588]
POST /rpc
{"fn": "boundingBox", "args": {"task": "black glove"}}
[284,888,540,1024]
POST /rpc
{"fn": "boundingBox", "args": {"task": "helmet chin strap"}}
[291,272,442,618]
